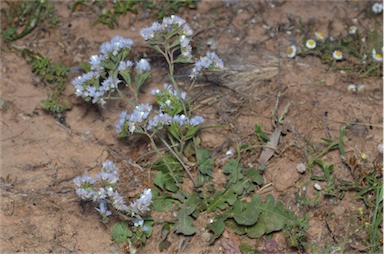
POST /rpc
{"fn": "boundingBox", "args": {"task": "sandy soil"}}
[1,1,383,253]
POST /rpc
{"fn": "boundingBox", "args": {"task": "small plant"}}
[74,161,154,247]
[21,49,71,113]
[1,0,59,42]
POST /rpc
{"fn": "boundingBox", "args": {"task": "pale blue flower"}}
[130,188,152,216]
[190,51,224,79]
[115,111,128,133]
[182,23,193,36]
[100,36,133,56]
[147,111,172,130]
[73,174,96,187]
[96,199,112,217]
[140,22,162,40]
[102,160,118,174]
[118,60,133,71]
[89,55,104,72]
[101,76,121,90]
[132,218,150,231]
[135,59,151,74]
[190,115,204,126]
[97,187,108,199]
[110,190,129,212]
[76,188,97,200]
[206,51,224,69]
[96,172,119,184]
[172,114,188,126]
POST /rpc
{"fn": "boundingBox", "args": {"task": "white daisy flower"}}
[357,84,366,92]
[372,2,383,14]
[332,50,343,60]
[348,25,357,35]
[372,49,383,62]
[315,32,325,41]
[305,39,316,49]
[287,45,297,58]
[347,84,357,92]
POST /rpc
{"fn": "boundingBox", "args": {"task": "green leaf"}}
[239,242,256,254]
[255,124,270,143]
[196,149,213,177]
[153,154,183,192]
[232,199,260,226]
[159,223,172,251]
[225,219,247,235]
[206,218,225,244]
[244,167,264,186]
[223,159,244,185]
[112,221,132,244]
[245,194,295,238]
[151,189,174,212]
[173,193,201,236]
[174,210,196,236]
[153,171,179,192]
[207,189,238,212]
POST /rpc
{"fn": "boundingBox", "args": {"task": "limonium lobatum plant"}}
[73,15,224,247]
[114,15,223,185]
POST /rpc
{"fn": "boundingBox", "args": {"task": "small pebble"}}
[296,163,307,173]
[314,183,322,191]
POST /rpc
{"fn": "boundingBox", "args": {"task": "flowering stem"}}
[116,87,136,108]
[158,135,197,186]
[143,131,181,187]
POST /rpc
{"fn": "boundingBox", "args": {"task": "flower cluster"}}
[140,15,193,60]
[190,51,225,79]
[116,83,205,137]
[116,103,204,134]
[100,36,133,57]
[153,83,187,115]
[74,160,153,221]
[372,2,383,14]
[129,189,152,216]
[115,103,153,134]
[71,36,151,106]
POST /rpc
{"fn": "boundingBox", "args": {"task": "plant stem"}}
[142,132,180,186]
[158,135,197,186]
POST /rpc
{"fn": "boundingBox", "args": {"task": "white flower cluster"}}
[190,51,224,79]
[140,15,193,60]
[129,188,152,216]
[71,36,151,106]
[74,161,153,219]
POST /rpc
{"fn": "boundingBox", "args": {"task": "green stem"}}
[158,135,197,186]
[143,131,181,186]
[116,87,135,108]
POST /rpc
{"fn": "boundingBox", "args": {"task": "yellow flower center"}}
[375,53,382,59]
[309,40,315,46]
[287,47,294,54]
[335,51,341,57]
[317,32,323,37]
